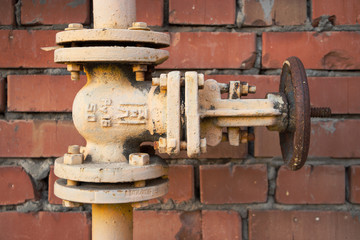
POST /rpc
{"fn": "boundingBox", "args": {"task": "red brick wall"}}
[0,0,360,239]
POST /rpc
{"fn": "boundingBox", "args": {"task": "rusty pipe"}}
[92,204,133,240]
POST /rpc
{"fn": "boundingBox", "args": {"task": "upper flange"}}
[56,29,170,48]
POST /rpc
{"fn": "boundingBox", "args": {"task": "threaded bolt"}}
[311,107,331,118]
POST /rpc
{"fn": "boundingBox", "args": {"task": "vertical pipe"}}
[93,0,136,29]
[92,204,133,240]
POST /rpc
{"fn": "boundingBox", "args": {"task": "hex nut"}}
[129,153,150,166]
[160,74,167,92]
[132,201,149,209]
[63,200,81,208]
[198,73,205,89]
[152,77,160,86]
[67,64,81,72]
[64,153,83,165]
[133,64,147,72]
[158,137,167,153]
[200,138,207,153]
[249,85,256,94]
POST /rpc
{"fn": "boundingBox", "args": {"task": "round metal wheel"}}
[279,57,310,170]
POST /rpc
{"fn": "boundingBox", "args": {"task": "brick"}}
[255,119,360,158]
[21,0,90,25]
[0,120,85,158]
[275,165,345,204]
[0,166,36,205]
[134,210,201,240]
[349,165,360,203]
[162,165,194,203]
[243,0,306,26]
[206,75,360,114]
[169,0,235,25]
[0,30,60,68]
[158,32,256,69]
[202,210,242,240]
[249,210,360,240]
[0,0,15,25]
[0,78,5,112]
[48,165,62,204]
[158,141,247,159]
[0,211,91,240]
[8,75,86,112]
[312,0,360,25]
[136,0,163,26]
[262,32,360,70]
[200,164,268,204]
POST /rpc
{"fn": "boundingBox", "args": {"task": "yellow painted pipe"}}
[92,204,133,240]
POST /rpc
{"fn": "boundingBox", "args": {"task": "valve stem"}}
[311,107,332,118]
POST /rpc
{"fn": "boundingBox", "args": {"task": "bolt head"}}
[128,22,150,31]
[129,153,150,166]
[64,153,83,165]
[65,23,83,30]
[68,145,80,154]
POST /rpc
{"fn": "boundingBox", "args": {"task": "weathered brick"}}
[8,75,86,112]
[0,30,59,68]
[158,141,248,159]
[262,32,360,70]
[134,210,201,240]
[249,210,360,240]
[206,75,360,114]
[136,0,163,26]
[202,210,242,240]
[0,0,15,25]
[21,0,90,25]
[169,0,235,25]
[158,32,256,69]
[200,164,268,204]
[312,0,360,25]
[149,165,194,204]
[349,165,360,203]
[48,165,62,205]
[254,119,360,158]
[0,120,85,158]
[0,166,36,205]
[0,78,5,112]
[243,0,306,26]
[275,165,345,204]
[0,211,91,240]
[163,165,194,203]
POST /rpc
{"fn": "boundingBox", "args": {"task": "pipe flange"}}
[54,178,168,204]
[56,29,170,48]
[54,46,169,65]
[54,156,168,183]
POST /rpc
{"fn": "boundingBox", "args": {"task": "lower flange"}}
[54,178,168,204]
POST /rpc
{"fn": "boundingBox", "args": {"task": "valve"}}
[50,0,331,239]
